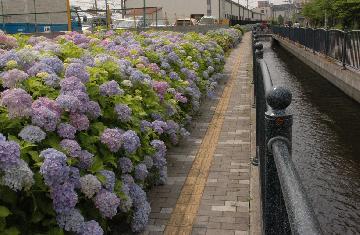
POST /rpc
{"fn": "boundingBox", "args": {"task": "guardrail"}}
[272,26,360,70]
[252,31,323,235]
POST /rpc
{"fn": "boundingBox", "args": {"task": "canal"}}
[262,40,360,234]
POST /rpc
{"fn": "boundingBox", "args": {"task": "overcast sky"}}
[71,0,288,10]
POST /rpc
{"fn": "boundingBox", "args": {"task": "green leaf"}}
[0,206,11,218]
[90,156,104,173]
[0,217,5,231]
[48,227,64,235]
[3,227,20,235]
[28,151,41,163]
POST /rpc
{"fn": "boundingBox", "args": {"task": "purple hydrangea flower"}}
[1,88,32,118]
[32,97,62,116]
[50,182,78,213]
[152,81,169,99]
[57,209,85,233]
[114,104,132,122]
[0,69,29,88]
[57,123,77,139]
[169,71,180,80]
[0,140,20,169]
[70,113,90,131]
[80,220,104,235]
[99,80,123,96]
[175,92,188,103]
[18,125,46,143]
[80,174,102,199]
[28,62,54,76]
[131,201,151,232]
[118,157,133,174]
[151,120,168,135]
[39,149,70,187]
[140,120,152,132]
[60,139,81,156]
[99,170,115,191]
[56,94,82,113]
[94,190,120,218]
[122,130,140,153]
[86,101,102,119]
[134,164,148,181]
[76,150,94,169]
[65,63,89,83]
[40,56,64,74]
[0,133,6,141]
[60,76,86,93]
[32,106,60,132]
[100,128,123,153]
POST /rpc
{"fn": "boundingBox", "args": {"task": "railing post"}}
[263,86,293,234]
[342,30,347,69]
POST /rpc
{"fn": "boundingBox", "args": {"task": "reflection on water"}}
[262,40,360,234]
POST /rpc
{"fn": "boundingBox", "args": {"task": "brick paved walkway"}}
[142,33,260,235]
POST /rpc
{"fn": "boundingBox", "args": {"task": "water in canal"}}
[262,40,360,234]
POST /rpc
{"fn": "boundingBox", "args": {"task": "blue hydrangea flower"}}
[151,120,168,134]
[69,166,81,189]
[99,80,123,96]
[118,157,133,174]
[40,149,70,187]
[1,88,32,119]
[57,209,85,233]
[114,104,132,122]
[122,130,140,153]
[65,63,89,83]
[0,69,29,88]
[32,106,60,132]
[60,76,86,93]
[56,94,82,113]
[131,201,151,232]
[79,174,102,199]
[0,140,20,169]
[40,56,64,74]
[18,125,46,143]
[44,73,60,88]
[121,174,134,185]
[28,62,54,76]
[99,170,115,191]
[128,183,147,208]
[134,164,148,181]
[94,190,120,218]
[86,101,102,119]
[76,150,94,169]
[80,220,104,235]
[140,120,152,132]
[0,159,34,191]
[50,182,78,213]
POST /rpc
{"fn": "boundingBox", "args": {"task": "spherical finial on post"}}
[266,86,292,111]
[254,42,263,50]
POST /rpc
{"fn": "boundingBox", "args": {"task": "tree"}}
[278,15,284,25]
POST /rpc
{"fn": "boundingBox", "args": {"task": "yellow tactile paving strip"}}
[164,43,243,235]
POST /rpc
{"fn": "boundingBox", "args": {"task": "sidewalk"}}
[142,33,260,235]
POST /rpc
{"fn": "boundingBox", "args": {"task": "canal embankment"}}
[272,35,360,103]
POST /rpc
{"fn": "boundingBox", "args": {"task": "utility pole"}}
[247,0,249,9]
[238,0,240,20]
[66,0,72,31]
[105,0,109,29]
[94,0,98,12]
[143,0,146,28]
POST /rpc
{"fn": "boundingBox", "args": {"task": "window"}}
[261,10,264,13]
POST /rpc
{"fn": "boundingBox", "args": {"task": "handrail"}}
[272,26,360,70]
[252,31,323,234]
[271,140,322,235]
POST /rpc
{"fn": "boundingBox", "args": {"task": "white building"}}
[124,0,263,24]
[252,1,273,21]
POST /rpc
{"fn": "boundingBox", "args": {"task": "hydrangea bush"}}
[0,28,241,234]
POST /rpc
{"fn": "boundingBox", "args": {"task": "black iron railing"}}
[252,31,323,235]
[272,26,360,70]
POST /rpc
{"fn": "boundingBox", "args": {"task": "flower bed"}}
[0,28,242,235]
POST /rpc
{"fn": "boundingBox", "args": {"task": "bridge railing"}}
[252,31,323,235]
[272,26,360,70]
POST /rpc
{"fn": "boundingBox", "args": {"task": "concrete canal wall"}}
[272,35,360,103]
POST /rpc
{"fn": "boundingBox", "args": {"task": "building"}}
[252,1,273,21]
[272,3,299,23]
[124,0,263,24]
